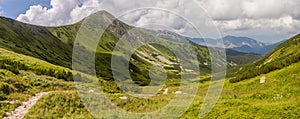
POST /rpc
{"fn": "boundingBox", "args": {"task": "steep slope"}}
[0,17,73,68]
[260,39,286,54]
[184,58,300,118]
[0,47,74,118]
[0,11,211,86]
[229,33,300,83]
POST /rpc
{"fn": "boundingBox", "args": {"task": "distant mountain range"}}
[186,35,286,55]
[228,33,300,83]
[148,30,262,65]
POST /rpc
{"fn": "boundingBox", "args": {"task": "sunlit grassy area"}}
[183,61,300,118]
[20,61,300,118]
[0,48,75,118]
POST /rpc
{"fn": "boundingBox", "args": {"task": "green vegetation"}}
[0,11,298,118]
[200,60,300,118]
[0,12,254,86]
[0,17,73,68]
[23,61,300,118]
[0,47,73,81]
[227,54,262,66]
[0,48,74,118]
[229,33,300,83]
[24,91,93,119]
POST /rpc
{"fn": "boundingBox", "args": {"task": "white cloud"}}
[0,6,4,16]
[15,0,300,42]
[17,0,79,26]
[202,0,300,20]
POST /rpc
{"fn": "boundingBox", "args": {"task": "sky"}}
[0,0,300,43]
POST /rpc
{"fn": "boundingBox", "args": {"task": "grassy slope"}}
[0,17,73,68]
[0,13,183,86]
[229,33,300,82]
[0,11,294,118]
[184,61,300,118]
[24,58,300,118]
[47,12,210,84]
[227,54,262,66]
[0,12,257,85]
[0,47,75,118]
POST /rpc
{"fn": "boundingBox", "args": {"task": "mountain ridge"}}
[186,35,285,55]
[228,33,300,82]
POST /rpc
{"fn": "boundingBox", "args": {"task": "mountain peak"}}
[85,10,116,21]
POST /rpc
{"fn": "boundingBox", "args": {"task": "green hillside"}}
[185,58,300,118]
[0,10,290,118]
[0,17,73,68]
[3,12,218,85]
[0,11,260,86]
[229,33,300,83]
[0,47,75,118]
[21,49,300,119]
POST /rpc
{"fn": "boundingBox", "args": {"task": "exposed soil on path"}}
[3,92,50,119]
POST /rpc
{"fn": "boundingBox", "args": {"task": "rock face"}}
[4,92,50,119]
[260,76,266,84]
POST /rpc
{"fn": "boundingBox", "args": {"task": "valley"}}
[0,11,299,118]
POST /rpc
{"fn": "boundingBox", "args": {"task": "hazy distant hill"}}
[187,35,285,55]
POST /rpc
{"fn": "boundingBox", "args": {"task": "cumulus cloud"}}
[17,0,79,26]
[16,0,300,42]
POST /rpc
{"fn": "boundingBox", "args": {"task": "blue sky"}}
[0,0,51,19]
[0,0,299,44]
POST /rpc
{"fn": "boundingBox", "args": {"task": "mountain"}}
[223,35,266,49]
[151,30,261,65]
[187,35,285,55]
[0,10,299,118]
[0,11,223,118]
[0,11,207,118]
[228,33,300,83]
[186,35,266,49]
[230,39,286,55]
[3,11,261,87]
[260,39,286,54]
[0,11,213,86]
[0,16,74,68]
